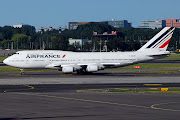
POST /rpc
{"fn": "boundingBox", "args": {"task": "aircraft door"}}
[48,59,52,65]
[78,58,81,63]
[26,60,29,64]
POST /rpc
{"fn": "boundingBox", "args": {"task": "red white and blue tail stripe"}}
[138,27,175,51]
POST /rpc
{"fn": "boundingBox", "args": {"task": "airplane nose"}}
[3,58,9,65]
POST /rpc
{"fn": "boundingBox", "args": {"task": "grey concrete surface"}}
[0,69,180,120]
[0,69,180,85]
[0,89,180,120]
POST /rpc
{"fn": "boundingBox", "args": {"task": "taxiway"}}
[0,69,180,120]
[0,68,180,85]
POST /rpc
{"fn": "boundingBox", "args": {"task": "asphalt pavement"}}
[0,84,180,120]
[0,69,180,120]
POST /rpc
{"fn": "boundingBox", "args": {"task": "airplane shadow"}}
[12,71,177,77]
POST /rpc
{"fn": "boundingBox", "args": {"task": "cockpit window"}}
[12,53,20,55]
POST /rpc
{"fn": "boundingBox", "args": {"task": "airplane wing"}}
[45,63,62,69]
[45,62,78,69]
[45,62,134,69]
[77,63,97,66]
[101,62,133,66]
[101,63,121,65]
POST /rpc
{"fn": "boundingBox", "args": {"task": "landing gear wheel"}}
[77,69,85,74]
[77,69,83,74]
[20,69,24,75]
[77,70,80,74]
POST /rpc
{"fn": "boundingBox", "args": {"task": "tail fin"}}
[138,27,175,51]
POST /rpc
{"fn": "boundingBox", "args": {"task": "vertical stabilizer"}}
[138,27,175,51]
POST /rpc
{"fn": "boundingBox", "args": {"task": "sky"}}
[0,0,180,29]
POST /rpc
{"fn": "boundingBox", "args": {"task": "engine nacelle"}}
[86,65,98,72]
[62,66,73,73]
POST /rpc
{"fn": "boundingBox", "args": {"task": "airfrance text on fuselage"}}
[26,54,61,58]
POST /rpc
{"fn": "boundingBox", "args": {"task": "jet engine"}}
[62,66,73,73]
[86,65,98,72]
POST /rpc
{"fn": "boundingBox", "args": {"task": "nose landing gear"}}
[20,69,24,75]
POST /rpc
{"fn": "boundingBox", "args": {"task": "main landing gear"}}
[20,69,24,75]
[77,66,87,74]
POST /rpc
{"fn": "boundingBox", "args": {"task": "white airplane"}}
[3,27,175,74]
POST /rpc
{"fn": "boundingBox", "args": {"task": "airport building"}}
[103,19,132,28]
[69,22,105,30]
[140,20,166,29]
[13,24,31,28]
[164,19,180,28]
[38,26,62,34]
[69,20,131,30]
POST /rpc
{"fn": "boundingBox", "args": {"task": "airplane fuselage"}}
[4,50,168,70]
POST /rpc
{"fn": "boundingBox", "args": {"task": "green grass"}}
[114,63,180,74]
[0,56,7,62]
[1,63,180,73]
[0,66,19,73]
[78,88,180,93]
[120,63,180,69]
[172,51,180,54]
[0,66,56,73]
[107,88,180,93]
[160,54,180,60]
[142,70,180,74]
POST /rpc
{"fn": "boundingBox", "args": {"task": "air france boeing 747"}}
[3,27,175,74]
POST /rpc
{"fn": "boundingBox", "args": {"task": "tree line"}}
[0,24,180,51]
[0,26,69,50]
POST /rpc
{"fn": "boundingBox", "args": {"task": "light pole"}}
[100,39,102,52]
